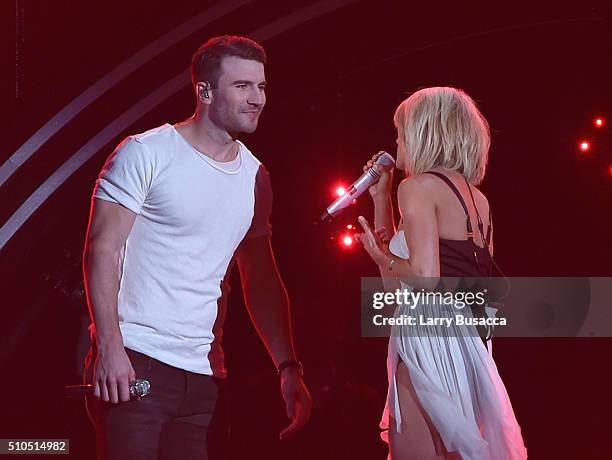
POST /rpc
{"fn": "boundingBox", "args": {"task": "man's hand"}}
[93,345,136,404]
[279,369,312,440]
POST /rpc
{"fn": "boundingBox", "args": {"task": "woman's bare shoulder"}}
[398,173,460,209]
[398,173,441,196]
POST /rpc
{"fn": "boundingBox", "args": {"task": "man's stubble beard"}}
[209,103,260,135]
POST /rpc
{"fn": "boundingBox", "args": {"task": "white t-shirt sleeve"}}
[93,137,155,214]
[244,164,273,239]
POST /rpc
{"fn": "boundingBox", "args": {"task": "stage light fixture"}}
[579,141,590,152]
[342,234,354,248]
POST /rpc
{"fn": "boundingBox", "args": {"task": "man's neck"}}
[175,114,238,162]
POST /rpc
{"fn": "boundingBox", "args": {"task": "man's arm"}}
[235,235,312,439]
[236,236,294,366]
[83,199,137,404]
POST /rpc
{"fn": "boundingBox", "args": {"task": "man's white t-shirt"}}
[93,123,272,377]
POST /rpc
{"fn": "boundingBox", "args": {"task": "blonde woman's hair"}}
[394,87,490,184]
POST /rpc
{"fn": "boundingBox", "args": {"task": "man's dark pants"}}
[85,347,228,460]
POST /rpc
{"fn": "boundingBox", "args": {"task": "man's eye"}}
[236,84,247,89]
[259,86,266,91]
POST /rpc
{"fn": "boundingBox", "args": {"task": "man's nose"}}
[247,89,265,106]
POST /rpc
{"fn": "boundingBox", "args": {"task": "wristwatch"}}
[277,358,304,376]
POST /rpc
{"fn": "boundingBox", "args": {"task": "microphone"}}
[321,151,395,221]
[64,379,151,399]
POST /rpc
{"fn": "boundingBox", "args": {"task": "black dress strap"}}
[486,208,492,246]
[463,177,492,249]
[425,171,473,237]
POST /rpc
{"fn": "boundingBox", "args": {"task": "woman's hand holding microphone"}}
[355,152,395,267]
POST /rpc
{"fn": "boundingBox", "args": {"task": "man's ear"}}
[197,81,212,103]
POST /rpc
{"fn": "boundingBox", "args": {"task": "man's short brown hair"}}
[191,35,267,88]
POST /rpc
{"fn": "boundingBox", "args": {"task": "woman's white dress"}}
[380,231,528,459]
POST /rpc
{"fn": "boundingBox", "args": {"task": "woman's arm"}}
[357,175,440,289]
[373,194,395,242]
[365,152,396,241]
[391,176,440,279]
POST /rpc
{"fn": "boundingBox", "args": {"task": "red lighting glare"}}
[595,118,604,128]
[579,141,590,152]
[342,235,354,247]
[347,224,353,230]
[609,165,612,176]
[336,186,346,197]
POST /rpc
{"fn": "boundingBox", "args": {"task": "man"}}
[83,35,312,459]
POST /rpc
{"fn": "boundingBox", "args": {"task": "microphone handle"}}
[322,168,380,220]
[321,151,395,221]
[349,167,380,196]
[64,379,150,399]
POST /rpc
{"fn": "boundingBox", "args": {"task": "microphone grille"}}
[374,151,395,167]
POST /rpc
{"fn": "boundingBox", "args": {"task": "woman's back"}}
[422,168,493,277]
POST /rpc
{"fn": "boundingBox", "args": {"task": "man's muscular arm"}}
[236,236,312,439]
[83,199,137,404]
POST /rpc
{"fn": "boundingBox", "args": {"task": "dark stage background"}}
[1,1,611,459]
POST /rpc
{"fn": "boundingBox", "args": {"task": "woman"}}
[355,87,527,459]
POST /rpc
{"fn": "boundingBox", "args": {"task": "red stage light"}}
[595,118,604,128]
[347,224,353,230]
[336,186,346,197]
[579,141,590,152]
[609,165,612,176]
[342,235,354,247]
